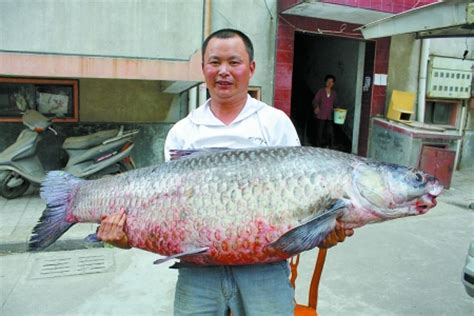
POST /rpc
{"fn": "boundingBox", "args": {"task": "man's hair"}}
[201,28,254,62]
[325,74,336,83]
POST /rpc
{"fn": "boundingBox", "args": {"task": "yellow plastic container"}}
[386,90,415,122]
[333,108,347,125]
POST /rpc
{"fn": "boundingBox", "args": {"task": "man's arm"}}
[263,109,301,147]
[164,122,186,162]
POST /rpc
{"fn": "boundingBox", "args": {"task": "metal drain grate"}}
[29,253,113,279]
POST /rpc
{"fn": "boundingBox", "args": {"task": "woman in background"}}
[312,74,338,148]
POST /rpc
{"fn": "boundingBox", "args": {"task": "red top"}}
[312,88,338,120]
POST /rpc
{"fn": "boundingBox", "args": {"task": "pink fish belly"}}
[127,218,292,265]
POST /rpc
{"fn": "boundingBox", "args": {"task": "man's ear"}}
[201,62,204,70]
[249,60,256,77]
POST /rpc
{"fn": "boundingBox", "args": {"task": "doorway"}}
[291,32,371,153]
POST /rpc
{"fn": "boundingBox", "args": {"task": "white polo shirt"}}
[164,95,300,161]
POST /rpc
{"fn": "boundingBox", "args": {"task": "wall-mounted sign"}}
[373,74,387,86]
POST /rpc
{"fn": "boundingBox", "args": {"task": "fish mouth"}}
[415,193,438,214]
[429,182,444,197]
[415,180,443,214]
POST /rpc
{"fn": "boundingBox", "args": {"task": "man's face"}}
[202,36,255,102]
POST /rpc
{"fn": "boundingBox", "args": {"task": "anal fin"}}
[267,199,349,256]
[153,247,209,265]
[84,233,101,243]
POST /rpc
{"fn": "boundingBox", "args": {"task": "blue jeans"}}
[174,261,295,316]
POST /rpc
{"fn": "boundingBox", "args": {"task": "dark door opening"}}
[290,32,371,153]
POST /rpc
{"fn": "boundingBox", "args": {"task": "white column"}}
[417,38,431,122]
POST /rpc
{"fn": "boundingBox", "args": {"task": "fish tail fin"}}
[29,171,83,251]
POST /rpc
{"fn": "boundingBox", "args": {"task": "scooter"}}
[0,110,139,199]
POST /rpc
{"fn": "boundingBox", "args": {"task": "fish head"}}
[352,162,443,220]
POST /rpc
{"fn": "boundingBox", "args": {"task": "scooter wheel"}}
[0,171,30,199]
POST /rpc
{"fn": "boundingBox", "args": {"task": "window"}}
[0,77,79,122]
[424,99,460,127]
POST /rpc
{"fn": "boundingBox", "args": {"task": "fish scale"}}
[29,147,443,266]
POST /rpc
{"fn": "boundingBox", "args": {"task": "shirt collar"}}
[188,94,265,126]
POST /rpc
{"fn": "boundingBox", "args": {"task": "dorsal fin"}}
[169,148,231,160]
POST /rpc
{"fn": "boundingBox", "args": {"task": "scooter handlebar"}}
[102,129,139,145]
[48,126,58,136]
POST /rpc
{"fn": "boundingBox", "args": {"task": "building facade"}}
[1,0,471,174]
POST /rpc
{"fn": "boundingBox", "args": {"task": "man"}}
[97,29,353,316]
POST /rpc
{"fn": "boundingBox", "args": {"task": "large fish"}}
[29,147,443,265]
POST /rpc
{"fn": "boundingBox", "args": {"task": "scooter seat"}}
[63,129,119,150]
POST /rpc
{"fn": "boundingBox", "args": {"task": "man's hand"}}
[313,106,320,115]
[97,209,131,249]
[318,221,354,249]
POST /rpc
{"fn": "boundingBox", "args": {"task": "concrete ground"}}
[0,170,473,315]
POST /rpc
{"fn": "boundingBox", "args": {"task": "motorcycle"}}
[0,110,139,199]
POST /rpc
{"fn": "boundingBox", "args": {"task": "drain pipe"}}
[204,0,212,38]
[454,102,468,171]
[417,39,430,122]
[198,0,212,106]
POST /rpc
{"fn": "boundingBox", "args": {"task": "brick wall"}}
[274,18,295,116]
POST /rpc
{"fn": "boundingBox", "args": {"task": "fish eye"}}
[415,173,423,182]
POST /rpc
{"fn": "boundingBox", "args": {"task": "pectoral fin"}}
[153,247,209,265]
[267,199,349,256]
